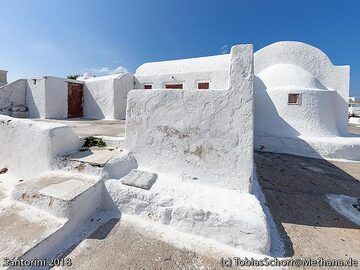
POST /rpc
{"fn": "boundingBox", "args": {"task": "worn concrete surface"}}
[0,172,65,267]
[255,150,360,261]
[39,179,94,201]
[33,118,125,138]
[0,204,64,265]
[66,147,123,166]
[56,218,222,270]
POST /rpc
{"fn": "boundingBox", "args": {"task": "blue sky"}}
[1,0,360,95]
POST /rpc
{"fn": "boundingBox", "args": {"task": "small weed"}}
[83,136,106,147]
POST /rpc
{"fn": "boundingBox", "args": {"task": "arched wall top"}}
[254,41,337,76]
[254,41,350,135]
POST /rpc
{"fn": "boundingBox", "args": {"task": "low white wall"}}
[255,135,360,161]
[83,73,134,120]
[125,45,254,192]
[0,79,27,115]
[0,115,80,179]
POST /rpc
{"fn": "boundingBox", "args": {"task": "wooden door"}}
[67,82,83,118]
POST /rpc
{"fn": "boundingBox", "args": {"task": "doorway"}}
[67,82,84,118]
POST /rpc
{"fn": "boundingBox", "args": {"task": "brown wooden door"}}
[67,82,83,118]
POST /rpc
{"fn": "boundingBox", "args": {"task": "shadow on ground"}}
[255,151,360,257]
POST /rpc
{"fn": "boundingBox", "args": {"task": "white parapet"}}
[0,115,80,178]
[117,45,270,253]
[125,45,254,192]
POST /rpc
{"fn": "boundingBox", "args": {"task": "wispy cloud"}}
[86,65,128,76]
[220,44,229,54]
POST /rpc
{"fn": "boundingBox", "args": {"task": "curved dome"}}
[257,63,327,90]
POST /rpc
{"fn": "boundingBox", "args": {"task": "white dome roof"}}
[257,63,327,90]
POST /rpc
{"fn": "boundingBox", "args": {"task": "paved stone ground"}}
[33,118,125,137]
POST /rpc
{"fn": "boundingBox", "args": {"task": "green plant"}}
[67,74,81,80]
[83,136,106,147]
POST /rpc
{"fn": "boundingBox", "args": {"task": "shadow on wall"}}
[25,83,40,118]
[254,77,301,138]
[335,90,351,136]
[255,151,360,257]
[83,85,105,119]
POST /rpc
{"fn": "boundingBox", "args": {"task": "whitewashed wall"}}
[253,41,358,160]
[45,77,69,119]
[0,115,80,179]
[114,73,134,119]
[254,41,349,135]
[254,63,340,138]
[125,45,254,192]
[0,79,26,115]
[26,76,77,119]
[83,73,134,120]
[26,77,47,118]
[135,54,229,90]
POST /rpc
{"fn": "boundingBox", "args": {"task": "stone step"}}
[121,169,157,190]
[55,149,138,180]
[12,172,102,219]
[66,147,121,167]
[0,203,65,267]
[8,172,121,266]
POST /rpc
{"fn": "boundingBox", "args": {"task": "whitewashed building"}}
[134,41,360,161]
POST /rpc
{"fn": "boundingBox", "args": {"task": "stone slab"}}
[121,169,157,190]
[39,179,93,201]
[68,148,121,166]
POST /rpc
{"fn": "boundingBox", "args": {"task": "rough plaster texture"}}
[0,115,80,178]
[82,73,134,120]
[121,169,157,190]
[0,79,26,115]
[106,174,269,253]
[135,54,229,90]
[126,45,254,191]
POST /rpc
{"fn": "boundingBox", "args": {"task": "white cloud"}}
[220,44,229,54]
[86,65,128,76]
